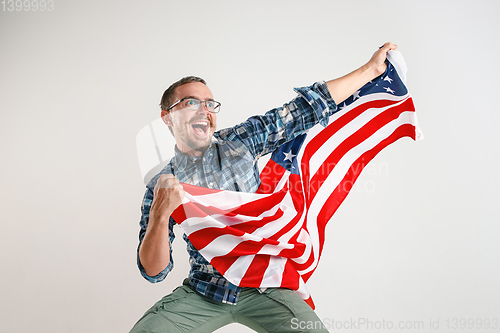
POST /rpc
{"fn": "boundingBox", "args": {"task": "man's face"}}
[162,82,217,157]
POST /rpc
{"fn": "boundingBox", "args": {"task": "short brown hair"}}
[159,76,207,111]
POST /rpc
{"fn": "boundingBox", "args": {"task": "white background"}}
[1,1,499,332]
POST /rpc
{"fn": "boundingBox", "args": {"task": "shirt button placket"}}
[203,153,215,189]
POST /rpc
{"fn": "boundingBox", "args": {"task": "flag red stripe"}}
[256,159,287,194]
[210,255,239,275]
[280,260,300,290]
[231,189,287,217]
[239,255,271,286]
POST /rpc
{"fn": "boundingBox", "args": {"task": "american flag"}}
[171,51,422,309]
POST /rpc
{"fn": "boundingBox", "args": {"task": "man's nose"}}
[196,102,210,114]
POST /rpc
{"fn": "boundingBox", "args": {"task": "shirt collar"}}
[171,140,217,172]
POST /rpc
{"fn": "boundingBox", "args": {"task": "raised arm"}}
[139,174,185,278]
[327,42,397,105]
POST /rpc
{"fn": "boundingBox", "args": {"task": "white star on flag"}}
[283,150,296,162]
[384,87,395,94]
[384,76,394,83]
[352,90,361,100]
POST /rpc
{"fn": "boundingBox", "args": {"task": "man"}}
[130,42,397,333]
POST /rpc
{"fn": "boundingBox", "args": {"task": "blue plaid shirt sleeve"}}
[218,81,337,158]
[137,185,175,283]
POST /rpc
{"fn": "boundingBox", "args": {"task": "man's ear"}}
[161,109,172,126]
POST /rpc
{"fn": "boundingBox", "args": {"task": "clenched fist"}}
[149,174,185,224]
[367,42,398,77]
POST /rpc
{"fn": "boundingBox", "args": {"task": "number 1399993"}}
[2,0,54,11]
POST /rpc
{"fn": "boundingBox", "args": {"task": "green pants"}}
[130,279,328,333]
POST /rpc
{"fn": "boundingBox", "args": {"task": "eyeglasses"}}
[167,98,221,113]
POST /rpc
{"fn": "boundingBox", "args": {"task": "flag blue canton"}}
[270,133,307,174]
[340,61,407,110]
[270,62,407,175]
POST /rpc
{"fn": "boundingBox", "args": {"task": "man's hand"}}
[150,174,185,224]
[139,174,184,277]
[327,42,398,105]
[366,42,398,78]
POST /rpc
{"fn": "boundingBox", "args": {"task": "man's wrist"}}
[361,62,382,82]
[149,214,171,228]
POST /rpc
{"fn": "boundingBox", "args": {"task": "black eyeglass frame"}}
[166,98,221,113]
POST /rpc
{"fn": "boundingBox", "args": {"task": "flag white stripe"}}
[201,234,264,261]
[224,254,255,285]
[260,256,286,287]
[180,199,283,231]
[291,228,313,265]
[248,193,298,240]
[295,276,310,300]
[183,190,265,210]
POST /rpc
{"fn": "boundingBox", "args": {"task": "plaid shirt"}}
[137,81,337,304]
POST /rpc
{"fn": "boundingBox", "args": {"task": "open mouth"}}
[190,120,210,137]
